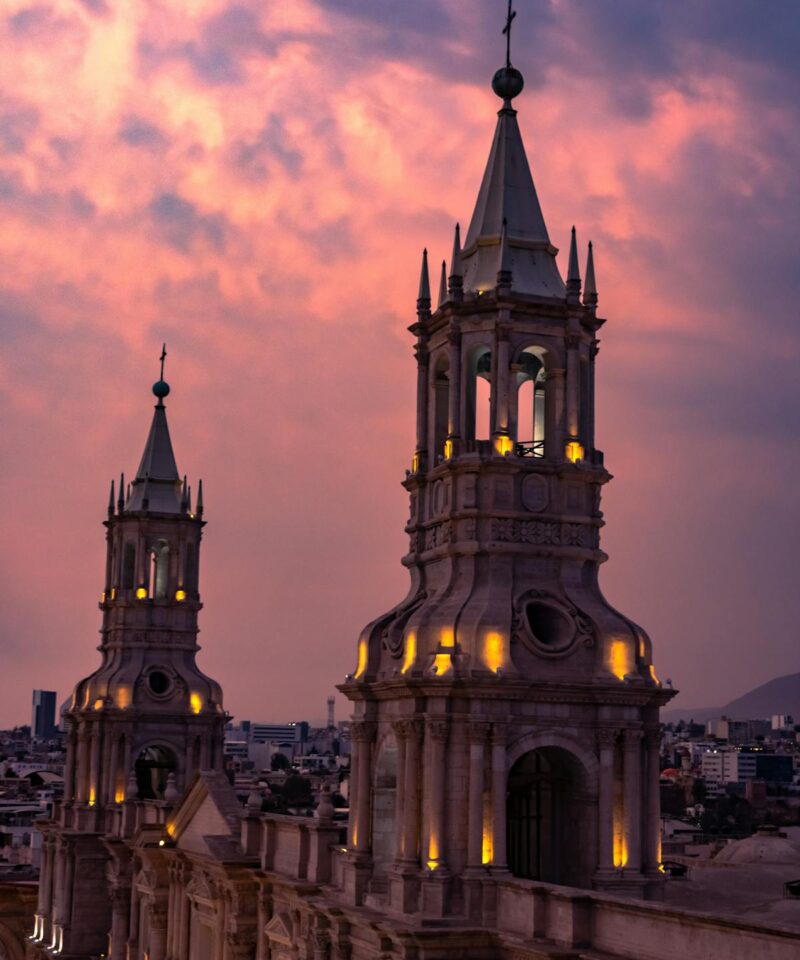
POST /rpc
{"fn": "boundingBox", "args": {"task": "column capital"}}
[350,720,376,743]
[565,332,581,349]
[644,725,663,748]
[546,367,566,380]
[414,341,429,363]
[490,723,508,746]
[447,326,462,347]
[426,719,449,742]
[467,721,491,744]
[596,727,619,749]
[624,727,643,748]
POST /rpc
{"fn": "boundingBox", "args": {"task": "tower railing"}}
[514,439,545,458]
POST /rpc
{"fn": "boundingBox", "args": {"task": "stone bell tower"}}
[31,359,225,959]
[339,51,674,917]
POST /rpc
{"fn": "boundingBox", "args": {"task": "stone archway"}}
[506,745,594,887]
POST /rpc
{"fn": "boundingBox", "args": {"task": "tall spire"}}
[437,259,447,308]
[417,248,431,314]
[459,27,564,299]
[496,217,512,290]
[583,241,598,310]
[566,226,581,304]
[107,479,115,518]
[448,223,463,299]
[126,349,182,514]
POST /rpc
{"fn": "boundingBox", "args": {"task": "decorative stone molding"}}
[349,721,377,743]
[424,520,452,550]
[492,518,597,548]
[426,719,449,742]
[624,728,643,749]
[511,588,594,658]
[490,724,507,746]
[467,721,491,744]
[596,728,619,749]
[644,726,663,748]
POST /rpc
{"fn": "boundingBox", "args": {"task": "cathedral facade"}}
[23,44,797,960]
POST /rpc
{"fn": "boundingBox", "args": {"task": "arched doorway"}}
[507,747,591,886]
[135,745,177,800]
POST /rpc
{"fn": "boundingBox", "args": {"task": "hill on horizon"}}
[662,672,800,724]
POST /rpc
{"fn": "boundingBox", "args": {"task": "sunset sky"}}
[2,0,799,727]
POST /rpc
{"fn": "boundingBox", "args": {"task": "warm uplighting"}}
[115,685,131,710]
[175,589,186,601]
[110,588,116,600]
[114,788,125,804]
[613,819,627,868]
[432,653,453,675]
[101,591,106,603]
[94,698,104,710]
[427,834,439,870]
[482,827,493,865]
[649,664,660,685]
[401,631,416,674]
[565,440,584,463]
[411,453,421,473]
[483,631,505,673]
[136,587,147,600]
[494,435,513,456]
[166,821,176,837]
[444,439,454,459]
[190,692,203,715]
[609,639,632,680]
[158,839,165,847]
[439,627,455,648]
[88,787,96,807]
[354,638,368,678]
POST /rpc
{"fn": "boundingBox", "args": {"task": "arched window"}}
[466,347,492,446]
[122,543,136,589]
[432,355,450,462]
[184,543,196,596]
[515,348,546,457]
[149,541,169,599]
[134,745,177,800]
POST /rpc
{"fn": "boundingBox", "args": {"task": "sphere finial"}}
[152,343,170,403]
[493,1,524,102]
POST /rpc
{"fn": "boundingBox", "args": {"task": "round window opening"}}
[148,671,171,696]
[525,601,575,651]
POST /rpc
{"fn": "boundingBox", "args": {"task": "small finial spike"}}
[180,475,188,512]
[118,473,125,512]
[153,343,170,406]
[497,217,512,289]
[108,479,115,517]
[196,479,204,518]
[583,241,598,310]
[566,226,581,304]
[417,248,431,314]
[448,223,463,300]
[438,259,447,308]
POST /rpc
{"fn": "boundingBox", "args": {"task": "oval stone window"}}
[525,601,575,651]
[148,670,171,696]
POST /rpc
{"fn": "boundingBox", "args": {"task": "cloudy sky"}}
[1,0,799,727]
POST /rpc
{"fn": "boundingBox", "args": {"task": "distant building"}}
[30,691,56,740]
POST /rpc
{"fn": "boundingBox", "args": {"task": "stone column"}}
[424,719,449,870]
[467,722,489,868]
[623,729,643,872]
[108,733,121,806]
[596,728,617,874]
[110,887,130,960]
[128,875,140,959]
[76,725,90,804]
[63,727,76,805]
[400,719,423,863]
[177,865,190,960]
[565,332,580,439]
[644,727,663,874]
[446,328,462,453]
[390,722,408,860]
[545,368,565,459]
[414,340,429,470]
[350,721,375,854]
[493,324,511,439]
[89,723,102,812]
[148,902,168,960]
[490,725,507,869]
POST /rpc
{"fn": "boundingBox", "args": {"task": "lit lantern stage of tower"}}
[339,8,675,915]
[29,350,225,960]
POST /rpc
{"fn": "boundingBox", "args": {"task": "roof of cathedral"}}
[460,67,565,299]
[126,378,182,514]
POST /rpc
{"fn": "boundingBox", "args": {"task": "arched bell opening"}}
[466,346,492,446]
[512,347,546,458]
[134,745,177,800]
[122,542,136,590]
[148,540,170,600]
[370,735,398,877]
[507,746,594,886]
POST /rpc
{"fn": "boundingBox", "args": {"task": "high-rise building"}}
[31,690,57,740]
[30,369,225,959]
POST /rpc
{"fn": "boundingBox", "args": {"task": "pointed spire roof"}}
[584,241,598,308]
[126,356,183,514]
[566,225,581,303]
[437,259,447,308]
[417,248,431,310]
[448,223,463,299]
[461,67,565,298]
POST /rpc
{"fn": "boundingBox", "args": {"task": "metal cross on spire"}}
[503,0,517,69]
[159,343,167,381]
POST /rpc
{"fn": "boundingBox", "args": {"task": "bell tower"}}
[31,357,225,959]
[339,40,674,917]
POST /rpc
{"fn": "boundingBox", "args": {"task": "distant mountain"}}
[662,672,800,724]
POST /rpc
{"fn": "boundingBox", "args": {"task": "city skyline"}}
[3,0,800,728]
